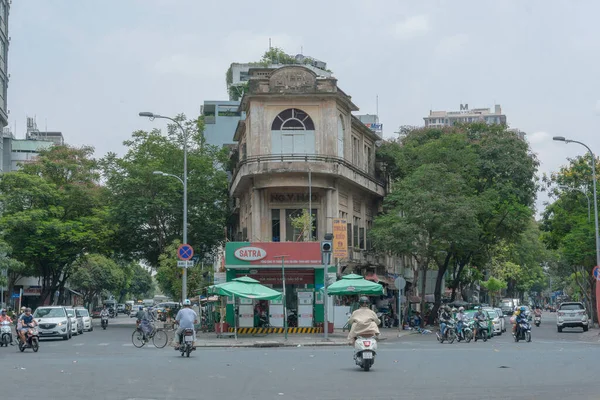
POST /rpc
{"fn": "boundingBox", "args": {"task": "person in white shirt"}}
[174,299,198,350]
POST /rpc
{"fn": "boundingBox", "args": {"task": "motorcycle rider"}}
[174,299,198,350]
[0,309,13,345]
[473,307,487,338]
[456,307,467,337]
[513,306,528,337]
[438,306,452,339]
[347,296,380,345]
[18,308,36,345]
[100,305,109,326]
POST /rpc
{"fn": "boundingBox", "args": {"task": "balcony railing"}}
[231,153,386,187]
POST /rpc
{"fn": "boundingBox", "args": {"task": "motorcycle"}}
[354,336,377,371]
[474,320,488,342]
[534,315,541,327]
[456,320,473,343]
[1,320,12,346]
[437,319,457,344]
[101,315,109,330]
[180,328,195,358]
[18,325,39,352]
[377,311,394,328]
[287,311,298,328]
[514,319,532,342]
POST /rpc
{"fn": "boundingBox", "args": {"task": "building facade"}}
[0,0,8,132]
[424,104,506,127]
[223,66,392,330]
[26,117,65,145]
[201,100,243,148]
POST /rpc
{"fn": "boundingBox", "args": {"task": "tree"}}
[69,254,124,307]
[101,115,229,269]
[0,146,113,305]
[372,124,538,322]
[481,277,507,306]
[155,241,210,300]
[113,262,155,303]
[0,241,32,303]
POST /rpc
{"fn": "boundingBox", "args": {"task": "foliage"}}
[371,124,539,320]
[228,81,249,101]
[70,254,124,307]
[289,209,315,241]
[0,146,113,304]
[113,262,155,303]
[0,241,31,298]
[155,241,210,300]
[101,115,229,269]
[481,276,507,305]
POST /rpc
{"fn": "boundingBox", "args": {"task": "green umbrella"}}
[326,273,384,296]
[208,276,282,300]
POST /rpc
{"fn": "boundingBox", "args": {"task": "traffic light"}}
[321,240,332,253]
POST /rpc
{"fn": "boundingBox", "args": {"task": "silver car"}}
[34,306,71,340]
[75,307,93,332]
[64,307,80,336]
[557,302,589,332]
[494,308,506,332]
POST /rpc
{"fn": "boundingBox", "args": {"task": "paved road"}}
[1,313,599,399]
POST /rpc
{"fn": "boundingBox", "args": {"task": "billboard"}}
[332,219,348,259]
[225,242,322,267]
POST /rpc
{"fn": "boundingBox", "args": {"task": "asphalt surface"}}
[1,313,599,399]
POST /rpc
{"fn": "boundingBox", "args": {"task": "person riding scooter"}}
[347,296,380,346]
[173,299,198,350]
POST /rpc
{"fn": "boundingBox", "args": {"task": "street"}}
[1,314,599,399]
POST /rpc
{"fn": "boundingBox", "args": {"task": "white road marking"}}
[122,344,134,347]
[73,343,84,346]
[98,343,110,346]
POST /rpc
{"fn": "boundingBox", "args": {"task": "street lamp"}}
[141,112,189,302]
[553,136,600,267]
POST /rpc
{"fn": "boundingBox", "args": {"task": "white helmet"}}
[183,299,191,306]
[459,307,464,312]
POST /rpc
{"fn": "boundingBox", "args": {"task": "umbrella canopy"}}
[326,274,384,296]
[448,300,468,308]
[207,276,282,300]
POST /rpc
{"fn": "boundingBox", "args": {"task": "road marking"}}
[98,343,110,346]
[122,344,134,347]
[73,343,84,346]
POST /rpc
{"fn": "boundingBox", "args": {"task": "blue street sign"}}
[177,244,194,261]
[593,266,600,281]
[11,293,20,298]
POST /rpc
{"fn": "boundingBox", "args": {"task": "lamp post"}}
[559,185,591,222]
[274,255,289,341]
[140,112,189,302]
[553,136,600,267]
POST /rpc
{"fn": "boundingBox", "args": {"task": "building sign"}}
[333,219,348,259]
[364,123,383,133]
[226,242,322,267]
[23,286,41,296]
[235,269,314,285]
[270,193,320,202]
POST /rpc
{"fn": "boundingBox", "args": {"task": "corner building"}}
[225,66,388,330]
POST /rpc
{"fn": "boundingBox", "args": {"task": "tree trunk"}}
[420,263,428,327]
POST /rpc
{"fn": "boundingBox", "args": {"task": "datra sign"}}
[234,246,267,261]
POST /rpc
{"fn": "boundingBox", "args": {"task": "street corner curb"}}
[253,341,284,348]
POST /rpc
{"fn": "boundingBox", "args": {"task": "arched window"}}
[337,115,344,157]
[271,108,315,154]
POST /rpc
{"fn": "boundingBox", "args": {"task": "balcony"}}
[230,154,386,197]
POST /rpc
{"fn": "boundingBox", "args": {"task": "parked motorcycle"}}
[437,319,457,344]
[354,336,377,371]
[377,311,394,328]
[18,325,39,352]
[474,320,488,342]
[534,315,541,327]
[456,320,473,343]
[287,311,298,328]
[101,315,109,330]
[180,328,195,358]
[1,320,12,347]
[514,320,532,342]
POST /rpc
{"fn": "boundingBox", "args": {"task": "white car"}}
[557,302,589,332]
[484,308,502,336]
[33,306,71,340]
[75,307,93,332]
[494,308,506,332]
[130,308,141,318]
[64,307,80,336]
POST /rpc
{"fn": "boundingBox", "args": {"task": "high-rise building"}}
[0,0,8,131]
[25,117,65,145]
[424,104,506,127]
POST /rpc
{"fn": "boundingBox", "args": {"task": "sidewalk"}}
[193,328,412,348]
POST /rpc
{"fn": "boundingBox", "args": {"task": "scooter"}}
[514,320,532,342]
[437,319,457,344]
[1,320,12,346]
[456,320,473,343]
[534,315,541,327]
[474,320,488,342]
[179,328,195,358]
[101,315,109,330]
[18,325,39,352]
[354,336,377,371]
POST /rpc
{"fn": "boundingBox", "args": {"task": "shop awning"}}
[326,273,384,296]
[207,276,282,300]
[365,273,396,287]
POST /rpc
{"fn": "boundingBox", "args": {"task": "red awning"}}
[365,273,379,283]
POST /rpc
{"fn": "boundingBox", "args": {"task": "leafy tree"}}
[155,241,210,300]
[69,254,124,307]
[372,124,538,322]
[0,241,32,302]
[481,277,507,305]
[101,115,229,269]
[113,262,154,303]
[0,146,113,304]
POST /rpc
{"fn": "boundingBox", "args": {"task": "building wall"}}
[0,0,8,130]
[202,101,242,147]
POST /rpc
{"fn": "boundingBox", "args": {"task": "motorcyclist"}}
[513,306,528,336]
[174,299,198,350]
[438,306,452,339]
[534,306,542,318]
[0,308,12,323]
[100,305,109,318]
[347,296,380,346]
[18,308,36,344]
[456,307,467,336]
[473,307,487,338]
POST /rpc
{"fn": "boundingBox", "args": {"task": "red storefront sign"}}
[236,269,314,285]
[228,242,322,266]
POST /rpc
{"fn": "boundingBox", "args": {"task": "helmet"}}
[139,306,143,310]
[520,306,526,312]
[458,307,464,312]
[474,306,480,310]
[25,308,32,313]
[0,309,6,314]
[183,299,192,306]
[358,296,370,306]
[445,305,451,312]
[452,307,457,312]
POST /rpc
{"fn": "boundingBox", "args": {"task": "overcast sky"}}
[8,1,600,214]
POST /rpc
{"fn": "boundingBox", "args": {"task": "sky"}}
[8,0,600,215]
